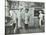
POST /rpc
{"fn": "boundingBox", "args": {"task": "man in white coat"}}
[17,6,23,29]
[10,10,17,33]
[39,11,43,28]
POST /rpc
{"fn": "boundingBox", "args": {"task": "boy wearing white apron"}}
[25,9,29,29]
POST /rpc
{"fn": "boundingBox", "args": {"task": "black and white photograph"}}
[5,0,45,35]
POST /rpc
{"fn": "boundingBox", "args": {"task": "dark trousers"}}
[25,24,28,29]
[13,23,16,29]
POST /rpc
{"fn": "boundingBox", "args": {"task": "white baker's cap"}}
[39,10,42,13]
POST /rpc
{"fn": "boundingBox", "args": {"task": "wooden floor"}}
[5,26,44,35]
[5,21,45,35]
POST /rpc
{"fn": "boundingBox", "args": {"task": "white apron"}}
[25,13,28,24]
[17,12,21,28]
